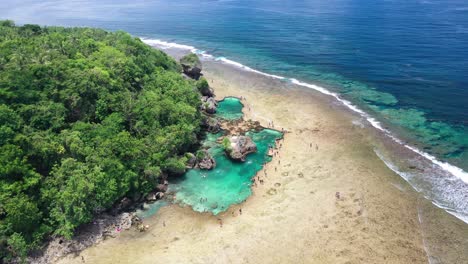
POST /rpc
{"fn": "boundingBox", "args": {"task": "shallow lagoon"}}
[215,97,244,120]
[170,128,282,215]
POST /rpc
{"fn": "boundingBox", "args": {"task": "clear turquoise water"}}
[170,129,281,215]
[216,97,244,120]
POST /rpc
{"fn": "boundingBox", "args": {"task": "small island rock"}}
[197,150,216,170]
[224,135,257,161]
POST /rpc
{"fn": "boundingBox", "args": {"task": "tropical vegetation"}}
[0,20,202,261]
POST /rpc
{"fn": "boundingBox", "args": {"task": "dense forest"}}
[0,21,202,261]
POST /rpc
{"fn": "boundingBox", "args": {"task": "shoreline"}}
[56,49,468,263]
[143,38,468,225]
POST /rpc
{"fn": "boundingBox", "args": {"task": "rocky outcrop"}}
[185,152,197,169]
[28,213,141,264]
[184,150,216,170]
[200,85,214,97]
[201,96,217,114]
[180,53,202,80]
[114,197,132,212]
[202,116,221,133]
[196,78,214,97]
[156,183,168,193]
[220,119,264,136]
[196,150,216,170]
[145,191,165,201]
[224,135,257,161]
[166,163,186,176]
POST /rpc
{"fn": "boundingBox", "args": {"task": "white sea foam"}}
[374,149,417,189]
[431,200,468,224]
[404,144,468,184]
[290,78,389,133]
[215,57,285,80]
[195,50,214,59]
[141,38,197,52]
[374,149,468,224]
[141,37,468,188]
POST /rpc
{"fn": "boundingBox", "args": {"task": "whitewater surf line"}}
[141,37,468,223]
[374,148,468,224]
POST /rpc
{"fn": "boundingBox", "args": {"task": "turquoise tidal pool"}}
[170,129,282,215]
[215,97,244,120]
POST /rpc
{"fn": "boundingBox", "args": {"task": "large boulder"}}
[201,96,217,114]
[223,135,257,161]
[196,150,216,170]
[180,53,202,80]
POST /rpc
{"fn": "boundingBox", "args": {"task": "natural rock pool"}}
[215,97,244,120]
[137,97,282,217]
[170,129,282,215]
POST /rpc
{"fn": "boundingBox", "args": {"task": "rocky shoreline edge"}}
[25,53,284,264]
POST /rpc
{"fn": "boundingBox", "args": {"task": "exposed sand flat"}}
[58,58,468,264]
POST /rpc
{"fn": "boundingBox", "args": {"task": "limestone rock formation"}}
[201,96,217,114]
[202,116,221,133]
[180,53,202,80]
[196,150,216,170]
[224,135,257,161]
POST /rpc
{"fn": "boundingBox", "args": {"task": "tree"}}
[7,233,28,262]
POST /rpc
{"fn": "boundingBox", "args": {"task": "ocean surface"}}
[1,0,467,221]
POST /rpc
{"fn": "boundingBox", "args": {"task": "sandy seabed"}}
[58,56,468,264]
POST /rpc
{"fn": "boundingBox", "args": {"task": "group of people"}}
[309,143,318,151]
[252,174,265,187]
[253,135,285,189]
[218,208,243,228]
[240,96,251,112]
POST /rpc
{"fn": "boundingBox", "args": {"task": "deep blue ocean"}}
[1,0,468,219]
